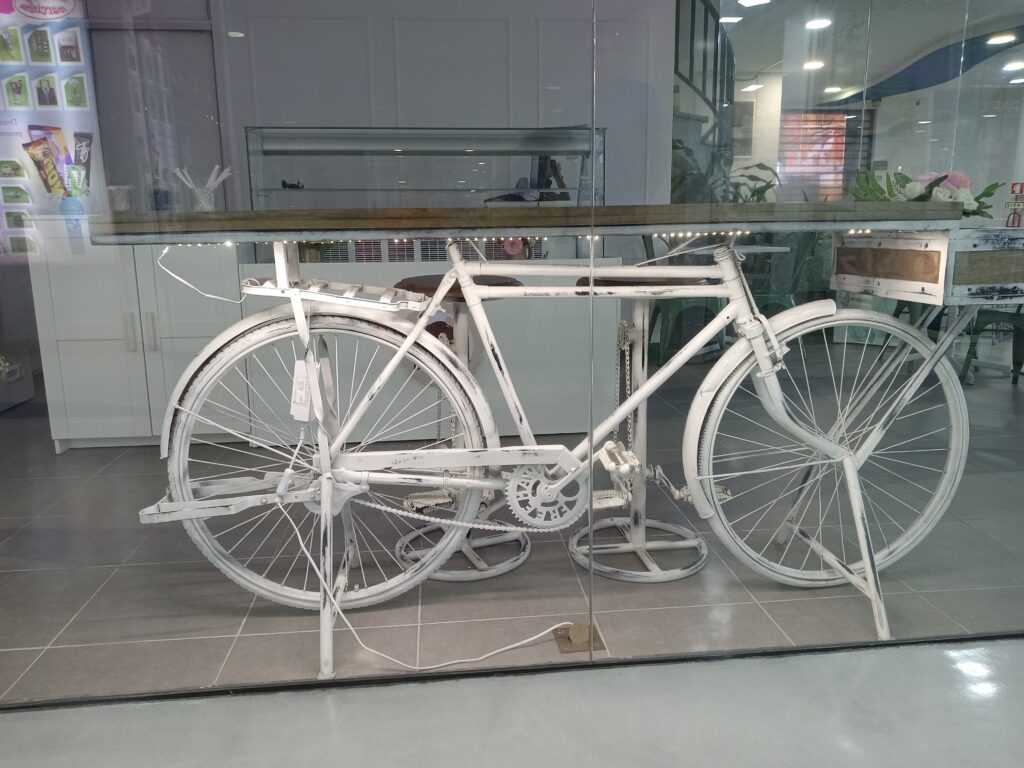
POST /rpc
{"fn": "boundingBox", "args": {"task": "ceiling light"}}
[227,31,245,38]
[720,16,743,23]
[738,0,770,7]
[1003,61,1024,72]
[741,83,765,92]
[914,130,926,133]
[1011,78,1024,84]
[805,18,831,30]
[845,114,858,119]
[823,86,842,93]
[982,113,998,118]
[393,148,403,152]
[917,120,931,124]
[397,180,407,184]
[803,60,825,70]
[987,33,1017,45]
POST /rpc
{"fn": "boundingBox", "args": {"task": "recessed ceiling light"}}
[929,138,940,142]
[227,31,245,38]
[917,120,931,124]
[477,161,486,165]
[740,83,765,92]
[823,86,842,93]
[457,180,467,183]
[738,0,770,7]
[464,149,475,153]
[914,130,926,133]
[1011,78,1024,84]
[987,33,1017,45]
[803,60,825,70]
[1003,61,1024,72]
[397,180,407,184]
[982,113,998,117]
[805,18,831,29]
[845,114,858,119]
[393,148,403,152]
[720,16,743,23]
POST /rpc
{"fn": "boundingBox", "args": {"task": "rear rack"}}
[241,277,430,313]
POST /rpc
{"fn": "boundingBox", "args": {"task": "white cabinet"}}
[29,222,241,451]
[30,220,151,445]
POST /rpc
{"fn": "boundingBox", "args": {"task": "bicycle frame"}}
[303,239,850,494]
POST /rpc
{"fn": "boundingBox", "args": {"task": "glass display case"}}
[245,126,605,211]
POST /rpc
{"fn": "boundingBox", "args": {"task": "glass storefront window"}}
[0,0,1022,705]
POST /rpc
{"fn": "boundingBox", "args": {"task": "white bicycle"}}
[142,236,969,639]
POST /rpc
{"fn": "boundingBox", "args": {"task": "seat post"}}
[274,241,301,288]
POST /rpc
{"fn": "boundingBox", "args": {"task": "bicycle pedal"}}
[597,441,641,478]
[592,489,630,511]
[403,490,455,511]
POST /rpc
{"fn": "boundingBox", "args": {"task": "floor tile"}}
[0,444,125,480]
[888,518,1024,591]
[55,562,251,645]
[0,476,83,517]
[963,510,1024,551]
[0,514,149,571]
[920,587,1024,634]
[241,585,419,634]
[596,603,791,658]
[418,614,600,670]
[761,593,967,645]
[585,548,753,612]
[419,540,588,624]
[0,650,39,694]
[218,625,418,685]
[0,568,115,649]
[0,516,33,545]
[946,468,1022,520]
[124,524,209,565]
[3,638,233,702]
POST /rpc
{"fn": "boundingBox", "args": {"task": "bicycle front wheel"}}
[167,314,487,610]
[696,310,968,587]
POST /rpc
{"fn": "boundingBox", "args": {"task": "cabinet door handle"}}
[124,312,138,352]
[145,312,159,351]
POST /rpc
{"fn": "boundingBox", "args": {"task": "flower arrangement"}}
[849,170,1002,218]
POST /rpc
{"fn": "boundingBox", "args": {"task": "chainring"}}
[505,465,589,529]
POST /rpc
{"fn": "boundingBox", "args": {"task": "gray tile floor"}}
[4,638,1024,767]
[2,348,1024,705]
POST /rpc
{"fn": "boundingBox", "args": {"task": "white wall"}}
[211,0,677,210]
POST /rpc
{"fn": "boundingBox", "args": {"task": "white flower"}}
[932,187,953,202]
[953,187,975,203]
[904,181,926,198]
[963,198,979,212]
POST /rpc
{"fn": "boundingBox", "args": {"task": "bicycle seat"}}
[394,273,523,302]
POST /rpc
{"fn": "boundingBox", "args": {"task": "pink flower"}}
[915,170,973,191]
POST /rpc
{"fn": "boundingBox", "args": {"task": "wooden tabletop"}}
[90,202,964,245]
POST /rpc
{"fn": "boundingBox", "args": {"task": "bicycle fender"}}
[158,303,499,458]
[681,299,837,519]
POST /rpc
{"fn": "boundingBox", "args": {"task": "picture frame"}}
[0,160,27,179]
[61,73,88,109]
[24,27,54,65]
[55,27,82,64]
[0,26,25,64]
[1,186,31,205]
[4,210,32,230]
[32,73,60,110]
[9,235,36,254]
[3,73,32,111]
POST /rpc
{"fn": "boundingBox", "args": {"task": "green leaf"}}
[894,172,912,187]
[923,175,949,195]
[885,174,896,198]
[975,182,1003,200]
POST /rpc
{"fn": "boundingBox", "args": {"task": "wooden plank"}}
[953,250,1024,285]
[92,202,963,238]
[835,247,942,283]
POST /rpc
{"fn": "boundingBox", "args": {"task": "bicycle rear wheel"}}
[695,310,968,587]
[167,314,487,609]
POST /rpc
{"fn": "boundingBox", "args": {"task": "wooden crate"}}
[832,228,1024,306]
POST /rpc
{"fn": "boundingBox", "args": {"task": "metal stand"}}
[394,302,532,581]
[569,298,708,582]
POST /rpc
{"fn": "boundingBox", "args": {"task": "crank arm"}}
[139,487,318,524]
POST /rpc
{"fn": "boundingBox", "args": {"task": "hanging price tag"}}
[290,360,311,422]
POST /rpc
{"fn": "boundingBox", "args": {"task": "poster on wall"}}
[0,0,97,245]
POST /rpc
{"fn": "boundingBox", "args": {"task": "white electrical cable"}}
[275,501,572,671]
[158,246,246,304]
